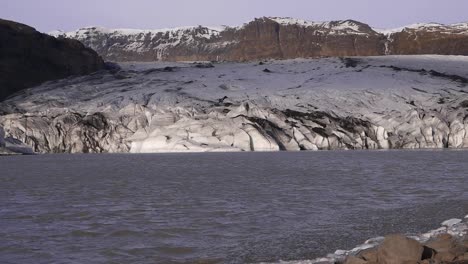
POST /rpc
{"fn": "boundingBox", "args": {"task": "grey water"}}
[0,150,467,264]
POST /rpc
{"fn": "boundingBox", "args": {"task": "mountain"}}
[376,22,468,55]
[1,55,468,153]
[51,17,468,62]
[0,18,105,101]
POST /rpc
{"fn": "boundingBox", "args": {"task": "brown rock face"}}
[345,255,370,264]
[0,19,105,101]
[377,234,424,264]
[388,24,468,55]
[358,248,379,263]
[458,253,468,261]
[225,18,384,61]
[425,234,467,262]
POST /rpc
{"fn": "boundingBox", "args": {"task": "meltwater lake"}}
[1,150,467,263]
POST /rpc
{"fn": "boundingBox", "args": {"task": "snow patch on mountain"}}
[375,22,468,35]
[50,24,236,60]
[268,17,371,35]
[51,25,226,39]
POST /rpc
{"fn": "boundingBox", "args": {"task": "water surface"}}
[1,150,467,263]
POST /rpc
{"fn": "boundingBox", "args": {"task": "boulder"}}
[345,255,369,264]
[457,253,468,261]
[425,234,466,262]
[358,248,378,262]
[377,234,424,264]
[463,239,468,249]
[0,19,105,101]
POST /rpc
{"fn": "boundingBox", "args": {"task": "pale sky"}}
[1,0,468,32]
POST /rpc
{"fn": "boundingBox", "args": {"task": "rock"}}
[441,219,462,227]
[425,234,455,252]
[358,248,378,262]
[463,240,468,249]
[422,246,436,260]
[418,260,441,264]
[425,234,466,262]
[345,256,368,264]
[377,234,424,264]
[0,18,104,101]
[435,251,457,262]
[458,253,468,261]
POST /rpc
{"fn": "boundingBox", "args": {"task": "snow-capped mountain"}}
[50,17,383,62]
[51,17,468,62]
[373,22,468,55]
[374,22,468,35]
[1,55,468,153]
[51,25,232,61]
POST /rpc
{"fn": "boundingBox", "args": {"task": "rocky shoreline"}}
[290,216,468,264]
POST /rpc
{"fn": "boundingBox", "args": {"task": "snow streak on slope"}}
[268,17,371,35]
[1,55,468,153]
[51,25,235,61]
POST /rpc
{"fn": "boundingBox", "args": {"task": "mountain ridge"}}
[50,17,468,62]
[49,17,468,37]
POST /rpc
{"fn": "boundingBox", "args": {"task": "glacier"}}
[1,55,468,154]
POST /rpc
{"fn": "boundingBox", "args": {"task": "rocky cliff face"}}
[0,19,105,101]
[52,17,468,62]
[384,23,468,55]
[1,55,467,153]
[224,18,384,61]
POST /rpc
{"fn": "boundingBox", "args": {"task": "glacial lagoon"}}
[1,150,467,263]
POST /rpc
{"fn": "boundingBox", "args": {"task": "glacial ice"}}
[441,218,462,227]
[1,55,468,153]
[0,126,4,146]
[0,125,34,155]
